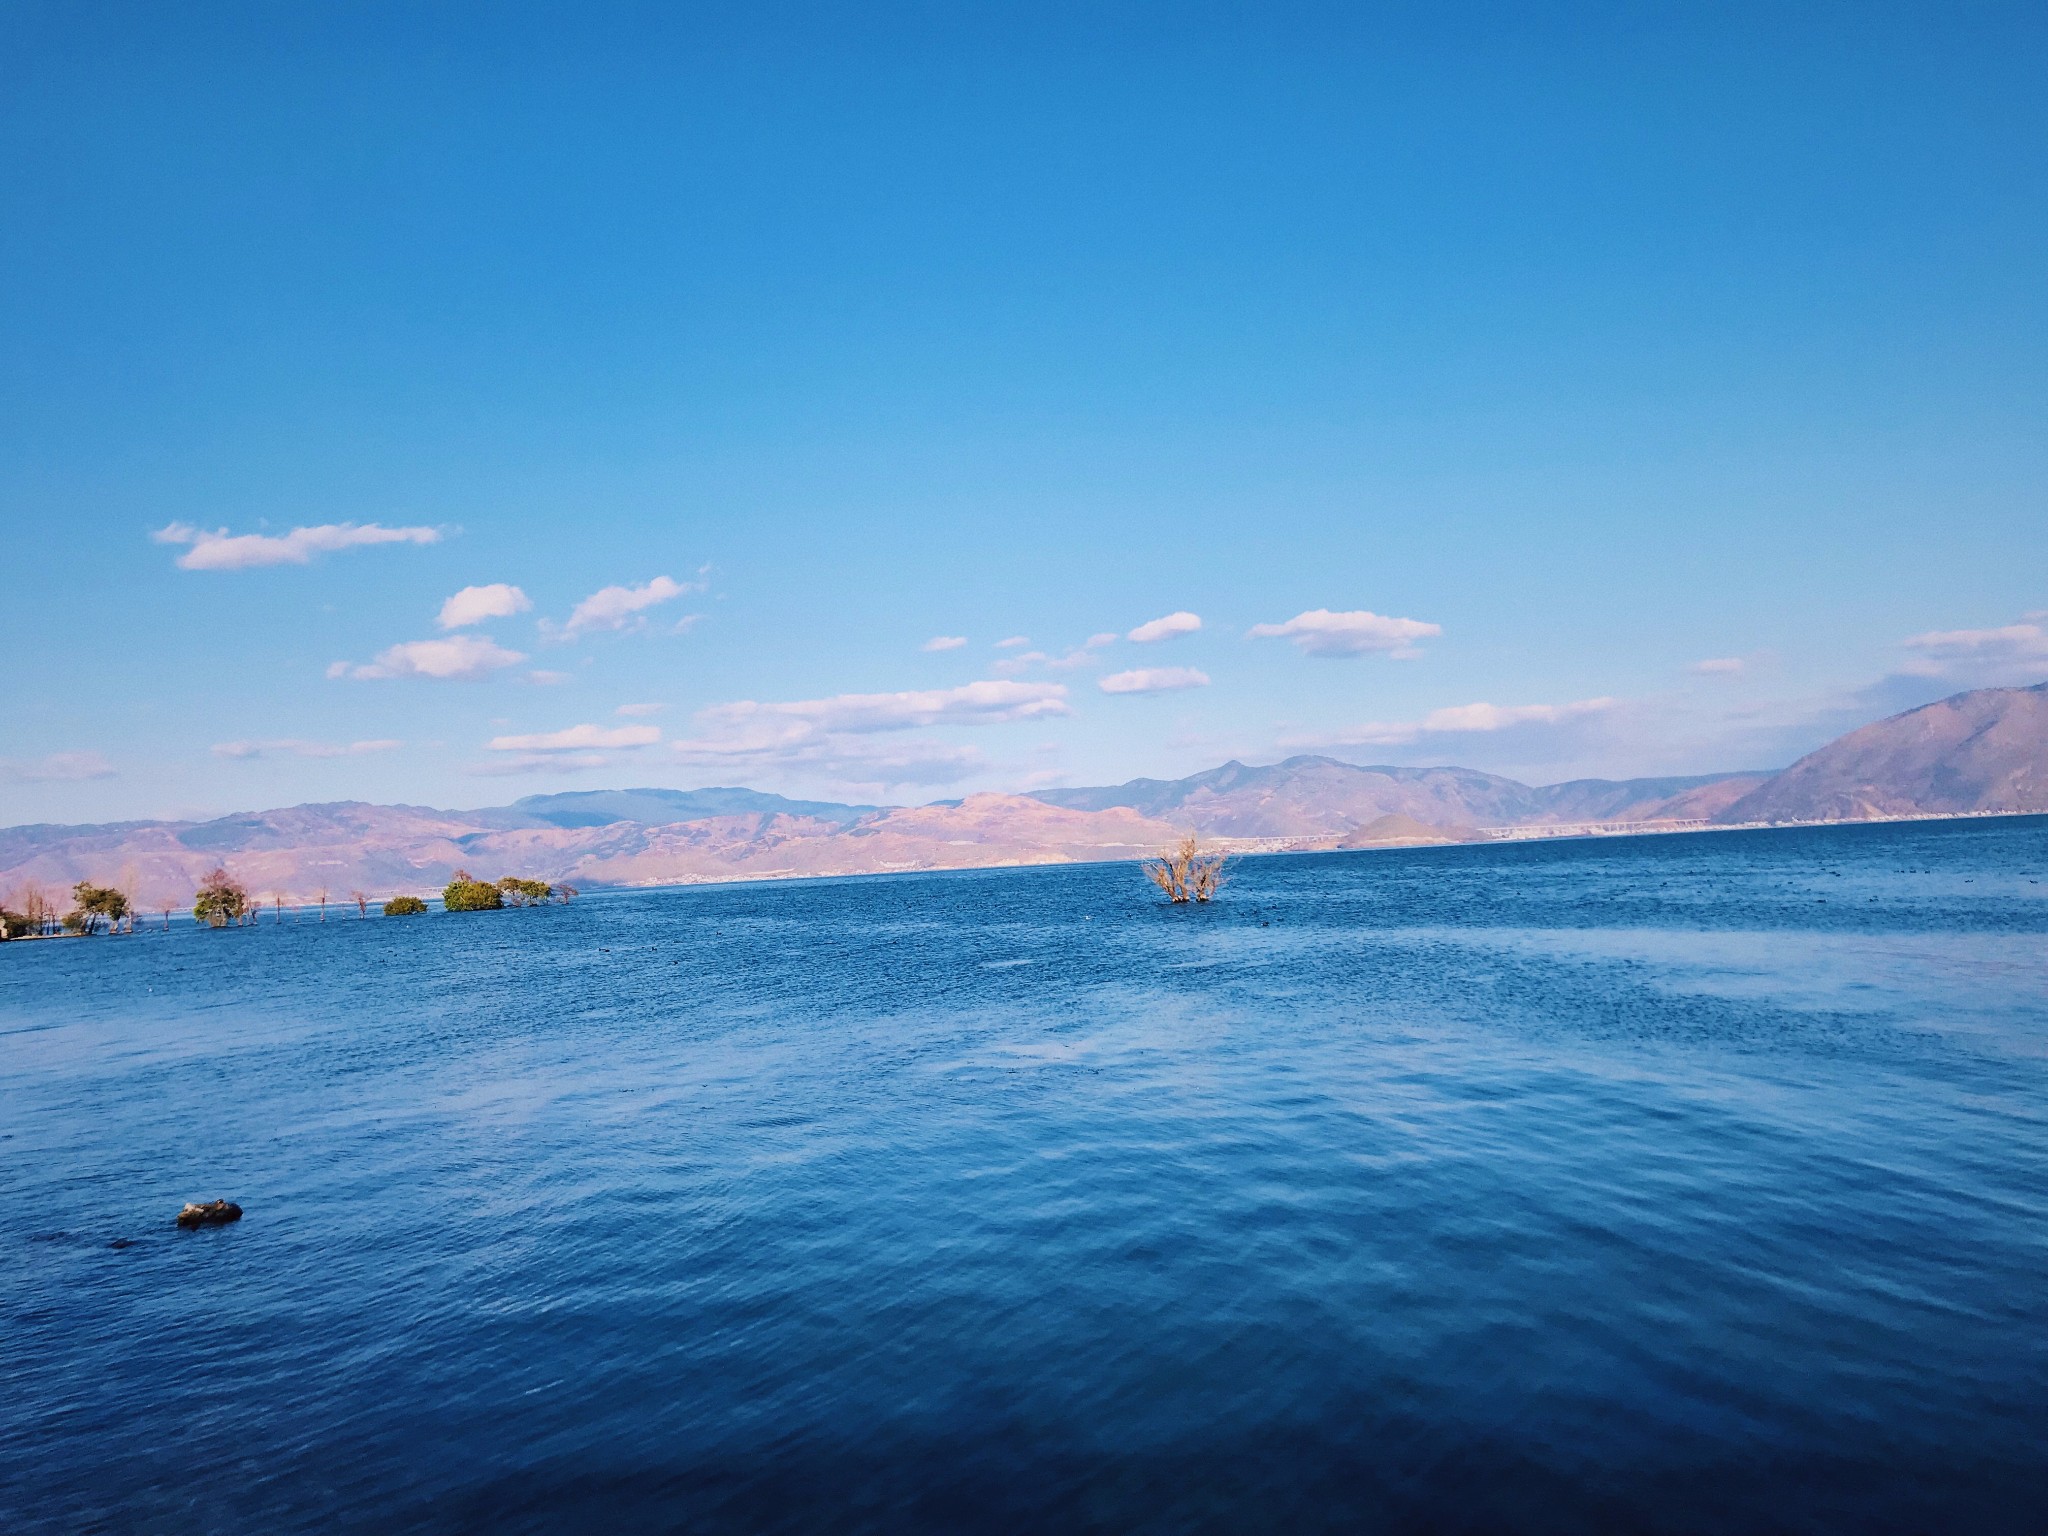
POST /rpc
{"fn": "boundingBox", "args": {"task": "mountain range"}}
[3,681,2044,907]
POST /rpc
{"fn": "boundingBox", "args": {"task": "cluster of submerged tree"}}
[0,865,575,939]
[0,881,133,939]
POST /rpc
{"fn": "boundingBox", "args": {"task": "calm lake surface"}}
[5,818,2048,1532]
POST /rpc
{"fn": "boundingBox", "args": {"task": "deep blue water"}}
[5,817,2048,1533]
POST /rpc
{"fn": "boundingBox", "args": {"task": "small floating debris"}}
[175,1200,243,1230]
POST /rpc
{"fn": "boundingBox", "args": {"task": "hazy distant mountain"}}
[1717,680,2048,823]
[1031,756,1766,836]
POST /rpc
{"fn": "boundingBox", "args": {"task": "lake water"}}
[5,817,2047,1532]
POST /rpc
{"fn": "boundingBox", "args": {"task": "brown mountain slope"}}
[1032,757,1765,835]
[0,796,1186,908]
[1718,681,2048,822]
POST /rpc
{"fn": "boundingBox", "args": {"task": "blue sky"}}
[4,2,2046,824]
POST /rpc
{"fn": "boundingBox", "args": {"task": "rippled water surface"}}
[5,818,2048,1532]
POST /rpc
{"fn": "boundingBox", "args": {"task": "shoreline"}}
[4,809,2040,923]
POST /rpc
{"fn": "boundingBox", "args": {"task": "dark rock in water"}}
[175,1200,243,1229]
[109,1237,134,1249]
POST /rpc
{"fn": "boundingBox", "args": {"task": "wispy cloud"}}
[212,738,402,760]
[675,735,991,790]
[995,635,1031,649]
[1840,613,2048,704]
[692,680,1067,741]
[466,752,614,777]
[1903,620,2048,665]
[922,635,968,652]
[554,574,703,638]
[1247,608,1441,658]
[1084,632,1119,649]
[1300,696,1615,747]
[437,583,532,630]
[0,750,115,783]
[524,669,574,686]
[665,679,1066,790]
[329,636,528,681]
[1127,611,1202,644]
[1099,666,1211,695]
[487,723,661,753]
[991,650,1049,676]
[1690,657,1746,675]
[153,521,441,571]
[615,702,667,717]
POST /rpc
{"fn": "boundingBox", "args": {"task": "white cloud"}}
[1084,632,1119,649]
[995,635,1031,649]
[1904,622,2048,662]
[1690,657,1746,675]
[153,521,440,571]
[437,583,532,630]
[524,669,574,686]
[487,723,662,753]
[1308,696,1616,747]
[1127,611,1202,644]
[1876,615,2048,694]
[991,650,1049,676]
[0,750,115,783]
[922,635,968,652]
[1099,667,1211,695]
[615,702,667,717]
[330,636,528,681]
[1247,608,1442,658]
[557,575,700,637]
[212,738,402,760]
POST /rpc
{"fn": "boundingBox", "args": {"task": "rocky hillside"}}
[1032,757,1763,835]
[1717,680,2048,823]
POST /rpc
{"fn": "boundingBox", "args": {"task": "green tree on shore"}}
[66,882,130,935]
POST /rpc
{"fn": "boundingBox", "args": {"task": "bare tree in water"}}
[21,884,56,935]
[1142,834,1228,904]
[351,890,368,918]
[112,863,140,934]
